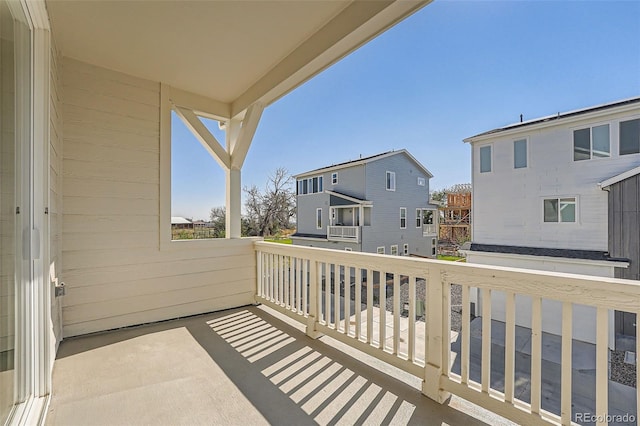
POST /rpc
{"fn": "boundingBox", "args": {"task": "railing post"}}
[254,248,262,304]
[422,266,451,403]
[306,259,322,339]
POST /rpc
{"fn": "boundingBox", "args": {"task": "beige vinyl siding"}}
[61,58,255,337]
[50,37,63,345]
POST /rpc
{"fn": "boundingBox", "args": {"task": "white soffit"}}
[47,0,429,117]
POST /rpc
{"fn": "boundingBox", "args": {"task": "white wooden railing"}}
[254,241,640,426]
[423,223,437,236]
[327,225,359,242]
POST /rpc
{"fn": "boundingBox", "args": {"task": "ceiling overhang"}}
[47,0,430,118]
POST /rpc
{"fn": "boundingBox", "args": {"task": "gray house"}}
[291,150,439,257]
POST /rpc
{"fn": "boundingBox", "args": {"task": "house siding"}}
[362,154,432,256]
[324,165,366,199]
[49,37,63,345]
[471,109,640,251]
[296,192,329,236]
[61,58,255,337]
[609,174,640,281]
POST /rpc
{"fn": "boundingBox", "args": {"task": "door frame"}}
[5,0,51,424]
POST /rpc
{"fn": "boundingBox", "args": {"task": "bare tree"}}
[244,167,295,236]
[209,206,226,238]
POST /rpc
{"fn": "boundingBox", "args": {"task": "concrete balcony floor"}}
[46,305,511,426]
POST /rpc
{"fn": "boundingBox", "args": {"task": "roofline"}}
[461,248,629,268]
[326,190,372,205]
[464,96,640,143]
[599,165,640,189]
[295,149,434,178]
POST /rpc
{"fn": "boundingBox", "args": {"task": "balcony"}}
[327,225,360,243]
[48,242,639,426]
[423,224,438,236]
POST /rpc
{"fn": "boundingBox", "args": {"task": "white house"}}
[463,97,640,346]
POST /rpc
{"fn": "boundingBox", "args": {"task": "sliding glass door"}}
[0,0,31,422]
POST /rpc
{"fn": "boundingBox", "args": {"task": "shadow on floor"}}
[49,306,490,426]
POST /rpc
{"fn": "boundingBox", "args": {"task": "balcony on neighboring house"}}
[327,225,360,242]
[326,193,372,243]
[422,209,438,236]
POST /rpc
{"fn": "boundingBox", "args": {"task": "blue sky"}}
[172,0,640,220]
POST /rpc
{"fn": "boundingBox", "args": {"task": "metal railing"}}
[254,241,640,426]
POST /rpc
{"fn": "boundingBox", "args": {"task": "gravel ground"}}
[350,277,468,330]
[610,350,636,388]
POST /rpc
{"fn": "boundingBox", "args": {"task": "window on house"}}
[543,197,576,223]
[400,208,406,229]
[417,177,426,186]
[573,124,610,161]
[403,244,409,255]
[297,175,323,195]
[316,208,322,229]
[332,172,338,184]
[416,208,422,228]
[514,139,527,168]
[620,118,640,155]
[377,247,385,254]
[391,245,398,256]
[386,171,396,191]
[479,145,491,173]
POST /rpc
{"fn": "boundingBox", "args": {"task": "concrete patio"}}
[46,305,510,426]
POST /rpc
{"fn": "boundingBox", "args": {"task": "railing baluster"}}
[481,289,491,393]
[409,276,416,362]
[596,307,608,426]
[334,264,340,330]
[297,258,302,313]
[256,251,262,299]
[380,271,387,350]
[461,285,471,385]
[284,255,290,308]
[355,268,362,340]
[367,269,374,345]
[531,297,542,415]
[561,301,573,425]
[442,280,451,379]
[289,256,295,309]
[324,263,331,326]
[504,291,515,403]
[279,255,285,305]
[302,259,308,316]
[268,253,273,301]
[393,274,400,355]
[344,266,351,336]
